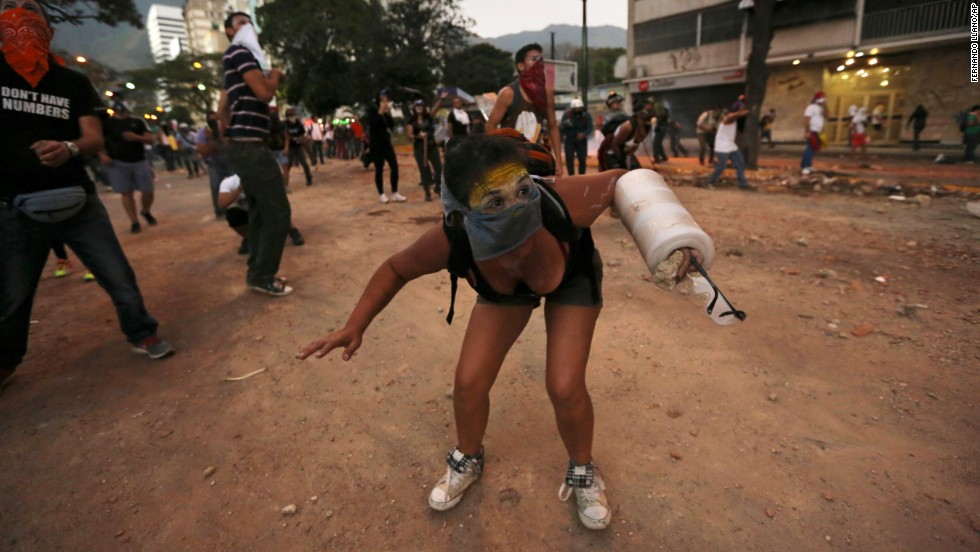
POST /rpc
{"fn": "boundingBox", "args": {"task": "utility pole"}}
[550,32,555,59]
[581,0,589,109]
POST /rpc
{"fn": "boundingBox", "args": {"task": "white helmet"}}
[570,98,584,109]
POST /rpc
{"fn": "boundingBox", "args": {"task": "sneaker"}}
[82,272,95,282]
[131,335,175,359]
[391,192,407,202]
[428,447,484,511]
[131,222,142,234]
[379,193,390,204]
[288,227,305,246]
[558,462,611,530]
[140,211,157,225]
[54,259,70,278]
[801,167,812,175]
[237,238,249,255]
[249,280,294,297]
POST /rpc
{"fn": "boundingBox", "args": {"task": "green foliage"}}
[257,0,470,115]
[124,53,224,118]
[40,0,141,27]
[442,43,514,95]
[558,46,625,86]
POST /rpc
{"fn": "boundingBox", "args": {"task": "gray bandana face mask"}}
[441,180,544,261]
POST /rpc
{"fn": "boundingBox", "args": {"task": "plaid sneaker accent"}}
[564,461,595,488]
[559,462,611,530]
[447,447,484,474]
[429,447,484,511]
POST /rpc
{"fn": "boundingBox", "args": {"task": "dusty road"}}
[1,149,978,551]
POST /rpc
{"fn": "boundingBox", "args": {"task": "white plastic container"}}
[614,168,715,273]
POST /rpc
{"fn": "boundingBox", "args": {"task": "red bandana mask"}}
[519,58,548,115]
[0,8,59,88]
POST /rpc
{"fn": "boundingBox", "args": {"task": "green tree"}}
[257,0,377,114]
[41,0,141,27]
[257,0,470,114]
[124,53,224,118]
[442,43,514,95]
[380,0,470,95]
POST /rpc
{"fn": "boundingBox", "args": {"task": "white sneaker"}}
[379,193,389,204]
[559,463,611,530]
[428,448,483,511]
[801,167,812,175]
[391,192,407,202]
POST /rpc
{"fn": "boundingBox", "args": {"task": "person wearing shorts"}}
[100,102,157,234]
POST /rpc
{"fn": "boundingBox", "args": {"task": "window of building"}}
[634,12,698,56]
[700,2,743,45]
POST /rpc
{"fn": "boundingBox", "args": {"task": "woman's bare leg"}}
[543,303,601,464]
[453,303,534,455]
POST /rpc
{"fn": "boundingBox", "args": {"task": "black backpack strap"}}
[502,81,522,127]
[443,216,471,325]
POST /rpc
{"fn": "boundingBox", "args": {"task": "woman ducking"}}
[297,133,702,530]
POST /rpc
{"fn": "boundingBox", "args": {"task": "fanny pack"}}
[13,186,88,223]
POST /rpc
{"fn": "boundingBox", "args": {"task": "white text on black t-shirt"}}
[1,85,71,119]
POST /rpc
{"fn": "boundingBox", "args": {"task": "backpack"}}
[600,113,629,137]
[441,136,596,324]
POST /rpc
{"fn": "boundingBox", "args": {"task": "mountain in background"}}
[52,6,626,71]
[478,24,626,53]
[52,0,181,70]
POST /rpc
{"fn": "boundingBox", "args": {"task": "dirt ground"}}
[1,147,978,551]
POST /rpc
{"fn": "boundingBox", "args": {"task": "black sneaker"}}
[131,222,142,234]
[288,228,305,246]
[237,238,249,255]
[131,335,175,359]
[249,280,293,297]
[140,211,157,225]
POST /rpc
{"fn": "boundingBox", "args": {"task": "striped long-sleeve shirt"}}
[222,45,269,141]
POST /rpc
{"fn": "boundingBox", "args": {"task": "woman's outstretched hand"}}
[675,247,705,283]
[296,327,363,361]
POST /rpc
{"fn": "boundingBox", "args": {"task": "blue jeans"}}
[708,150,748,188]
[206,160,233,216]
[801,132,819,169]
[1,194,159,371]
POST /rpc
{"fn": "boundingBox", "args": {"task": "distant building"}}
[184,0,266,55]
[147,4,190,63]
[626,0,972,145]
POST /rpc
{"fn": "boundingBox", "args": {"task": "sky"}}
[459,0,628,38]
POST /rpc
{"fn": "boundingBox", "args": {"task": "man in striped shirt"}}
[217,12,292,297]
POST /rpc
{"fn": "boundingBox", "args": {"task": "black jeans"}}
[1,194,158,371]
[653,128,668,162]
[311,141,324,164]
[372,142,399,194]
[564,139,588,175]
[287,145,313,184]
[226,142,292,287]
[965,133,979,162]
[413,140,442,190]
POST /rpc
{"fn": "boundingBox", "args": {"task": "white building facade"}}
[147,4,191,63]
[626,0,973,145]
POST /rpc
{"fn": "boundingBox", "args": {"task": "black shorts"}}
[476,249,603,308]
[225,206,248,229]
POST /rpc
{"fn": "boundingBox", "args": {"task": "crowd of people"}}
[2,0,976,536]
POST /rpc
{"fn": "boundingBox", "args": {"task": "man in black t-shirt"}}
[284,108,313,186]
[99,102,157,233]
[1,0,174,388]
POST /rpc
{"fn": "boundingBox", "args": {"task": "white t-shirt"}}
[219,175,241,194]
[308,123,323,141]
[851,110,867,134]
[805,103,825,132]
[714,120,738,153]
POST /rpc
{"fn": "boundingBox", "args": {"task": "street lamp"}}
[75,56,87,64]
[197,84,207,91]
[125,82,136,90]
[192,61,202,69]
